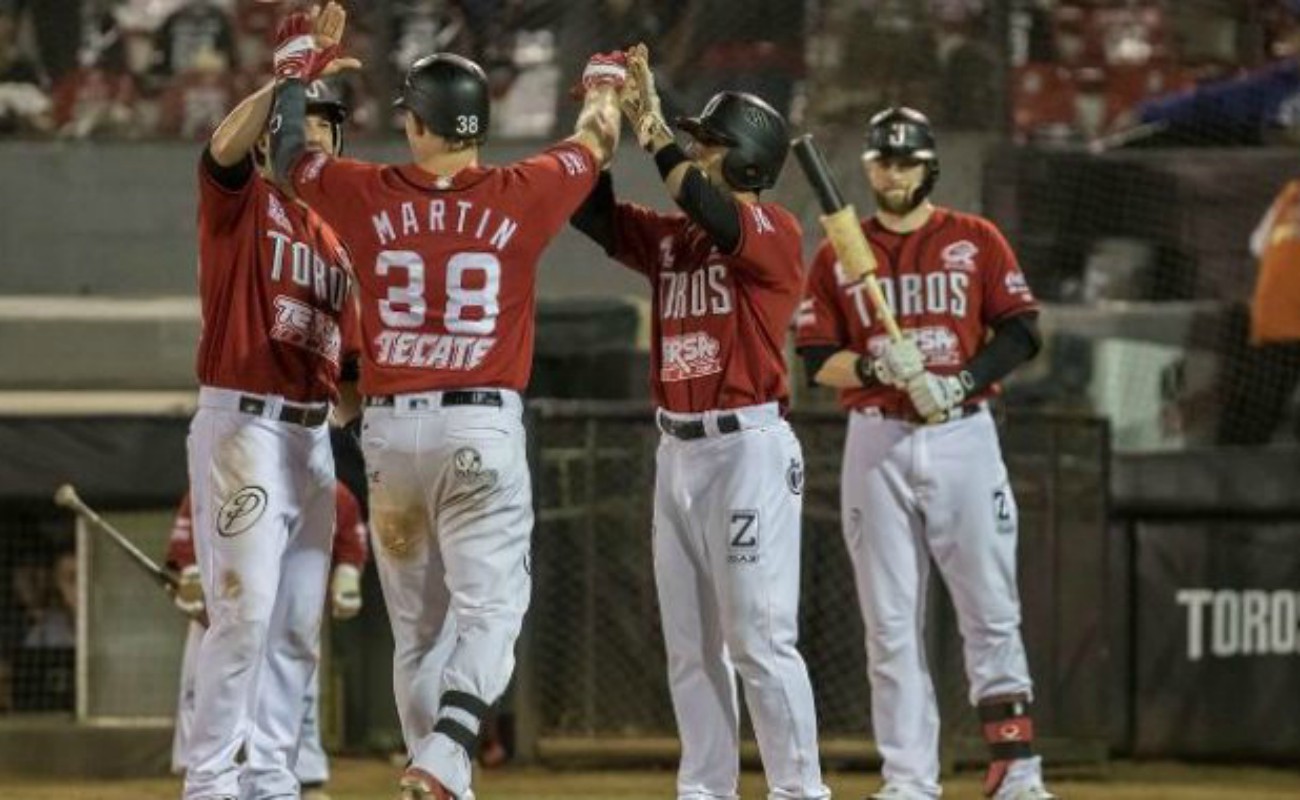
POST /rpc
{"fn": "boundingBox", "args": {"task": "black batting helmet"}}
[305,78,348,154]
[676,91,789,192]
[863,106,940,204]
[394,53,490,145]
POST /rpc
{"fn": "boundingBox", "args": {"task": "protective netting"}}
[522,403,1110,755]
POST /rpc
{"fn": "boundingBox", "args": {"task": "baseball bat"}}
[54,484,177,591]
[791,133,903,343]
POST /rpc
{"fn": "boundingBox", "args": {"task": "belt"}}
[657,411,742,440]
[237,395,329,427]
[862,402,985,424]
[365,390,503,409]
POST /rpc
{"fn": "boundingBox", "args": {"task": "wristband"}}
[654,143,689,180]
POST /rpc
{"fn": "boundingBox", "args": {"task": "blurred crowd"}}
[0,0,1017,143]
[0,525,76,713]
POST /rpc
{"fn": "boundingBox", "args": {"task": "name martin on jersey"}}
[364,199,523,372]
[371,198,519,251]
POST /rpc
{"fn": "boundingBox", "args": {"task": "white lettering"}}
[898,274,923,316]
[291,241,312,286]
[402,202,419,236]
[708,264,732,314]
[373,211,396,246]
[489,218,518,251]
[951,272,969,317]
[267,232,291,280]
[1212,591,1240,656]
[428,200,445,231]
[1273,591,1297,653]
[1177,588,1213,662]
[456,200,472,233]
[925,272,948,313]
[1242,590,1270,655]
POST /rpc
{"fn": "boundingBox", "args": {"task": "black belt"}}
[365,390,503,409]
[237,395,329,427]
[872,402,985,424]
[657,411,742,440]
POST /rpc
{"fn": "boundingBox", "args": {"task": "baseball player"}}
[795,107,1054,800]
[267,17,623,798]
[570,44,830,800]
[167,480,369,800]
[183,6,360,799]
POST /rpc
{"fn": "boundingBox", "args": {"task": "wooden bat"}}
[791,133,903,343]
[54,484,209,627]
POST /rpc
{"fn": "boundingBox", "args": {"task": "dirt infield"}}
[2,758,1297,799]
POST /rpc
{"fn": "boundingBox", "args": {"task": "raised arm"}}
[566,53,625,168]
[266,2,358,185]
[208,81,275,168]
[620,43,742,252]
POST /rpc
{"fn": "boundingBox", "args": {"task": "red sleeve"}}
[331,483,369,568]
[979,221,1038,323]
[504,141,601,237]
[165,493,196,570]
[290,152,382,233]
[196,151,256,233]
[794,241,849,349]
[611,202,677,277]
[731,202,804,287]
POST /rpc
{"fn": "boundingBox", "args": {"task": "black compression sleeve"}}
[201,147,253,190]
[569,170,618,255]
[270,79,307,186]
[797,345,840,387]
[677,168,742,254]
[964,312,1043,393]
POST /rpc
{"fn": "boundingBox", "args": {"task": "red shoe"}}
[399,767,453,800]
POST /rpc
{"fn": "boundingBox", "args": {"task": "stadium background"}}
[1,0,1299,796]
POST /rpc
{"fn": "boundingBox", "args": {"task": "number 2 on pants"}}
[376,250,501,334]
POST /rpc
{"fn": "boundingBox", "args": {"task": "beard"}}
[874,186,920,215]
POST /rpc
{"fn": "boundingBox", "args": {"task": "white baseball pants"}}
[362,389,532,799]
[184,387,334,800]
[653,403,829,800]
[841,408,1036,797]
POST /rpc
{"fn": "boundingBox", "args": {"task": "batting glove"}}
[906,370,967,421]
[273,11,338,84]
[873,338,925,387]
[330,563,362,620]
[581,51,628,94]
[620,43,670,151]
[172,565,205,619]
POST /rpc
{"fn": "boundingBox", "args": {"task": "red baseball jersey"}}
[195,157,359,403]
[287,142,599,395]
[611,200,804,412]
[796,208,1037,413]
[165,483,368,570]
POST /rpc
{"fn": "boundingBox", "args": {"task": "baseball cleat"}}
[399,767,454,800]
[995,785,1057,800]
[869,785,929,800]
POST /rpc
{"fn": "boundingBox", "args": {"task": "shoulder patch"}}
[302,152,328,183]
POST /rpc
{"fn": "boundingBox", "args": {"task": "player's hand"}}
[620,43,671,152]
[906,371,967,421]
[874,338,925,387]
[314,1,362,76]
[330,563,362,620]
[579,51,628,96]
[171,565,206,619]
[273,6,339,83]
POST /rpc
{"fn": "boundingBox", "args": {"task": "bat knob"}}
[53,484,79,508]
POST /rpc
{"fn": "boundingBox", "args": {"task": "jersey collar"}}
[395,163,491,193]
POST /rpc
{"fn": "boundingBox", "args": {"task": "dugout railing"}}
[515,401,1112,768]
